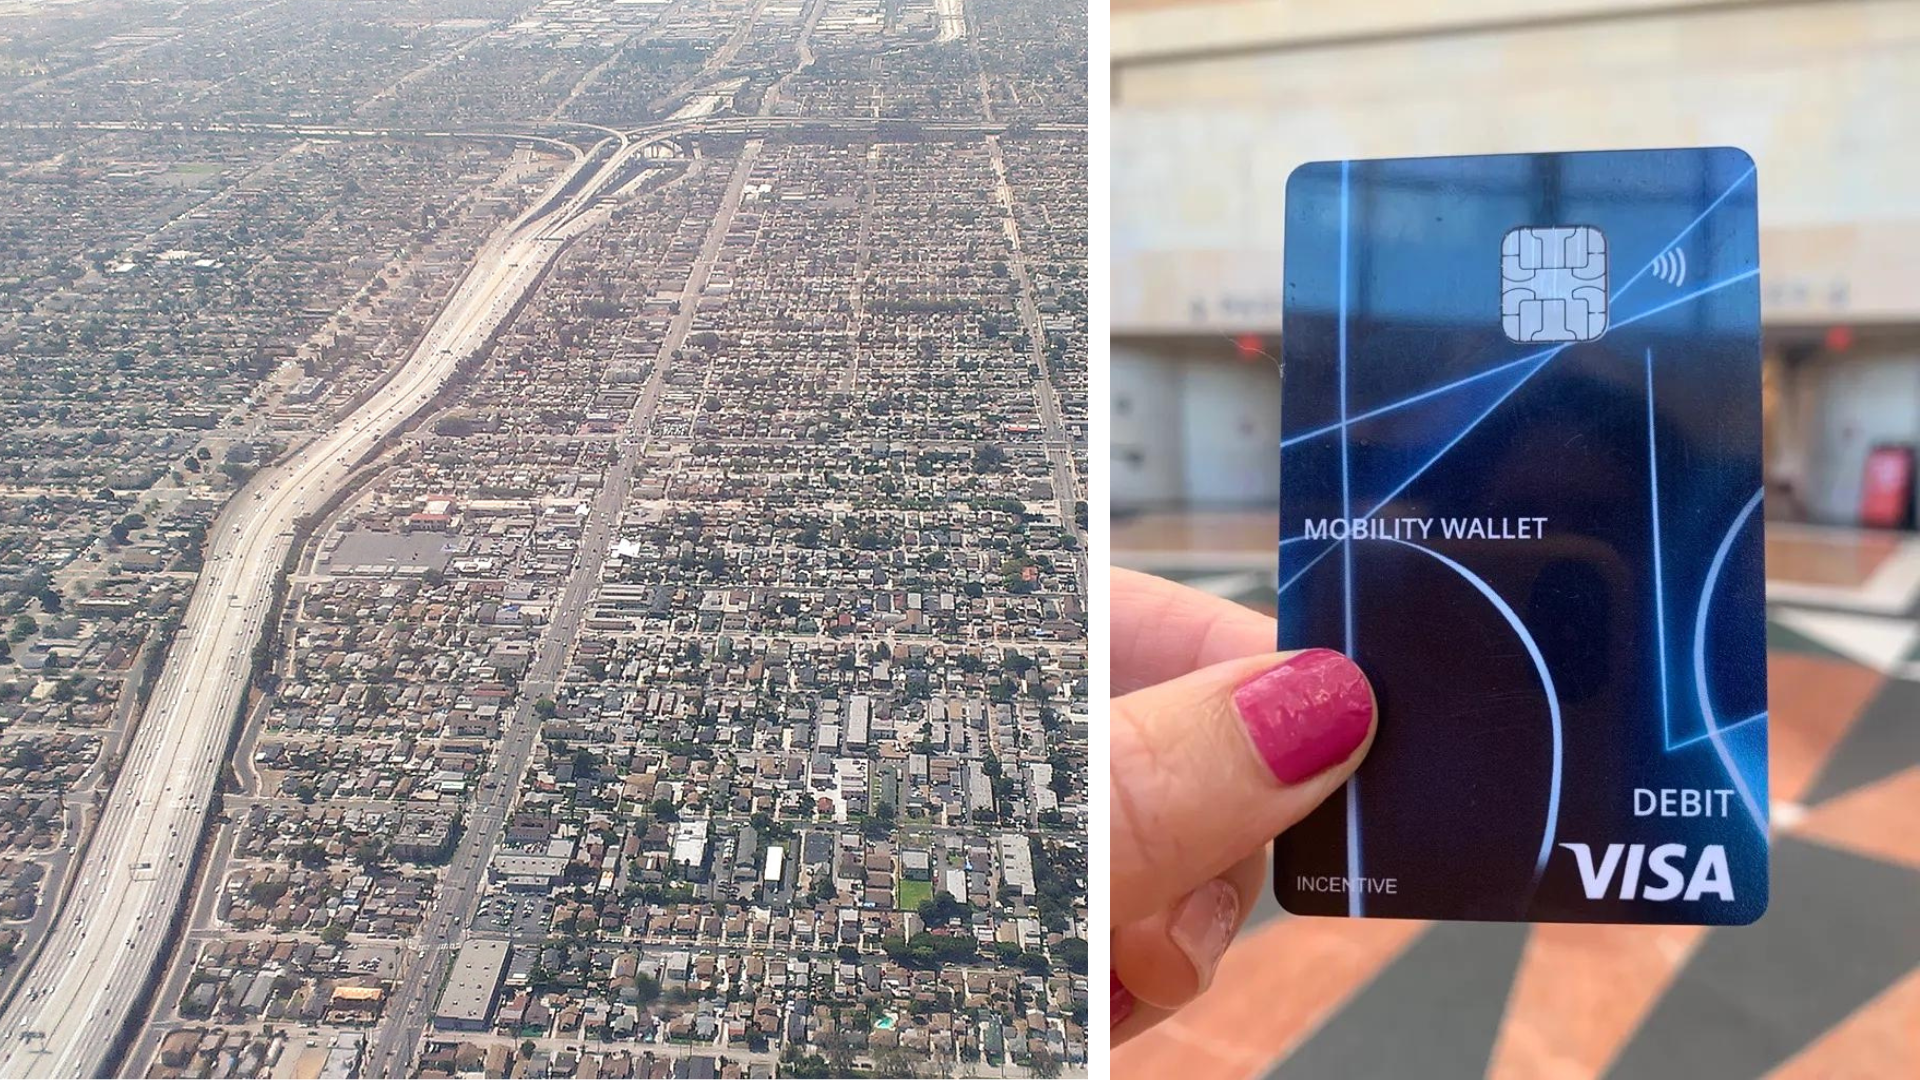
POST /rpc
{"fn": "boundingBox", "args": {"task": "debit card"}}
[1274,147,1767,924]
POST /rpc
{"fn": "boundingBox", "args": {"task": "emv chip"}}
[1502,225,1608,343]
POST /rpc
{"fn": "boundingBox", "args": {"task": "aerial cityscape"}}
[0,1,1087,1077]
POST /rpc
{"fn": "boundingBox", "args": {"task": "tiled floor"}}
[1116,519,1920,1080]
[1767,526,1904,587]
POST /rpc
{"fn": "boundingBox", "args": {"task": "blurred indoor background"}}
[1110,1,1920,1077]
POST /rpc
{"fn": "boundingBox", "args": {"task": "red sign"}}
[1859,444,1915,529]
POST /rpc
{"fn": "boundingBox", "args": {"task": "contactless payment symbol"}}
[1502,225,1608,343]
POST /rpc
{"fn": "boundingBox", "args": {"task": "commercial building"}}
[432,939,512,1031]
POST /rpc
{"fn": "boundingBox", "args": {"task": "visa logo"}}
[1558,843,1734,901]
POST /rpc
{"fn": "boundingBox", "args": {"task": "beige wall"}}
[1112,0,1760,59]
[1112,341,1284,508]
[1113,0,1920,332]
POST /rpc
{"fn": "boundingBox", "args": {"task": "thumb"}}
[1111,648,1376,926]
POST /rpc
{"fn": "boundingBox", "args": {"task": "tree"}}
[883,931,976,969]
[1054,937,1087,972]
[110,513,146,544]
[632,971,661,1005]
[918,892,967,926]
[820,1029,856,1076]
[751,810,792,840]
[533,697,557,718]
[781,1051,834,1079]
[873,1049,923,1078]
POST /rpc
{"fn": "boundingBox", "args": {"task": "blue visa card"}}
[1274,148,1767,924]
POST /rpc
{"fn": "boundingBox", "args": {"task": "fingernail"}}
[1111,971,1135,1027]
[1169,878,1240,994]
[1232,648,1373,784]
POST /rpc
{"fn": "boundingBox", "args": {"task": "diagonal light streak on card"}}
[1281,342,1560,449]
[1667,709,1766,752]
[1281,165,1758,451]
[1278,264,1759,598]
[1277,346,1563,597]
[1612,162,1756,302]
[1610,267,1759,334]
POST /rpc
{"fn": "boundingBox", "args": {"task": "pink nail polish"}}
[1232,648,1373,784]
[1112,971,1135,1027]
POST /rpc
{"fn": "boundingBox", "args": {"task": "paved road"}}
[984,133,1085,589]
[0,114,1085,145]
[0,130,637,1080]
[361,137,768,1079]
[120,818,241,1073]
[365,12,871,1067]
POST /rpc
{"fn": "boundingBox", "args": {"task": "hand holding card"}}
[1110,570,1376,1039]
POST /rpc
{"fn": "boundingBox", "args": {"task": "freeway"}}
[0,114,1085,146]
[0,130,639,1080]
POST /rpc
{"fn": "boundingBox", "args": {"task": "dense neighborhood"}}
[0,0,1085,1077]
